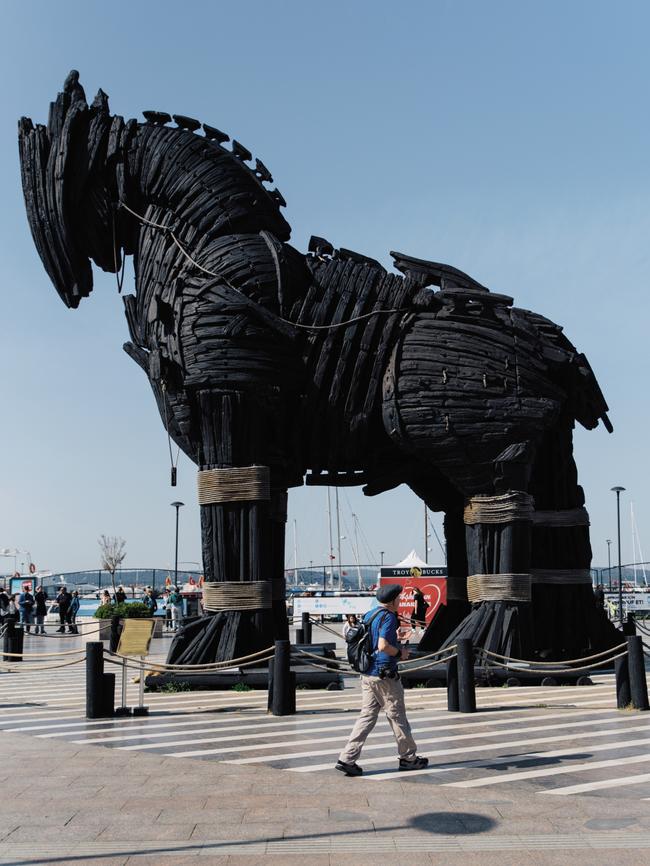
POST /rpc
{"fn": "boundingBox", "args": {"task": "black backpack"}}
[345,608,389,673]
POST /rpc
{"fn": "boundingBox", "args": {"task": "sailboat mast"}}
[293,518,298,587]
[335,487,342,591]
[327,487,335,590]
[424,504,429,564]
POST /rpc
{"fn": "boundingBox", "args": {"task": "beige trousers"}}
[338,674,417,764]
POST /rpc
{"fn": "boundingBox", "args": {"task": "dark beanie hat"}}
[376,584,402,604]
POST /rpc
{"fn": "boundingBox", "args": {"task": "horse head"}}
[18,70,122,308]
[19,70,292,311]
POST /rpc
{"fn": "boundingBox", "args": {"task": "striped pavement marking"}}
[59,703,621,745]
[542,773,650,796]
[282,722,650,771]
[445,749,650,788]
[5,664,650,801]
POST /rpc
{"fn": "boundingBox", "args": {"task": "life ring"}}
[29,563,36,575]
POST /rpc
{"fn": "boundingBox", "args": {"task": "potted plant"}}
[92,601,158,642]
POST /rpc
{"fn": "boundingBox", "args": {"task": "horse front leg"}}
[167,388,288,665]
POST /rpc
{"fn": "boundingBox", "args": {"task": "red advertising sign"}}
[378,574,447,628]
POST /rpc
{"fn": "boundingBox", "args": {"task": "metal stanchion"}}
[627,636,649,711]
[457,638,476,713]
[615,653,631,709]
[301,612,312,645]
[447,654,459,712]
[115,657,131,716]
[133,656,149,716]
[270,639,295,716]
[623,613,637,636]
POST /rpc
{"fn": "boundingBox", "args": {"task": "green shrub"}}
[231,682,252,692]
[93,602,152,619]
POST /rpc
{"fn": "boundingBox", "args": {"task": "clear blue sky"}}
[0,1,648,575]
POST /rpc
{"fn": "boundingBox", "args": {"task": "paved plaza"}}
[0,633,649,864]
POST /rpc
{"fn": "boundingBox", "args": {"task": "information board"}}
[293,595,376,617]
[116,618,155,656]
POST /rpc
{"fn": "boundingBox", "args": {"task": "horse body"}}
[19,72,620,663]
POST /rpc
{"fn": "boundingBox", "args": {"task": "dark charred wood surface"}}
[18,71,619,662]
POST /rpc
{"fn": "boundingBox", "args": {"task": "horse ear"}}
[91,89,110,115]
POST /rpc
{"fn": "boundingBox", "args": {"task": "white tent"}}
[393,549,428,569]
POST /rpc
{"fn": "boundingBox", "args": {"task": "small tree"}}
[98,535,126,596]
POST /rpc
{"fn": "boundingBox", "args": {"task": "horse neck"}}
[125,123,290,252]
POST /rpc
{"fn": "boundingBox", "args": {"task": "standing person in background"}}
[169,586,183,632]
[115,585,127,604]
[68,591,80,634]
[161,590,172,631]
[143,587,158,616]
[410,586,429,630]
[342,614,359,640]
[6,595,19,624]
[336,584,428,777]
[100,589,112,607]
[34,586,49,635]
[56,586,72,633]
[0,586,9,624]
[18,585,35,634]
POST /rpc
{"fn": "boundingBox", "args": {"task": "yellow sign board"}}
[116,619,155,657]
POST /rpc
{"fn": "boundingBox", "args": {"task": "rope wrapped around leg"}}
[463,492,534,525]
[467,573,532,603]
[202,581,272,611]
[197,466,270,505]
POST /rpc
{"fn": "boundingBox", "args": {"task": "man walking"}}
[336,584,428,777]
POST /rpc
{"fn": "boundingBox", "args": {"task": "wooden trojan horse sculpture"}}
[19,72,621,664]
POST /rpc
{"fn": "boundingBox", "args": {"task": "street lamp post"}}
[606,539,612,591]
[611,487,625,623]
[380,551,385,567]
[171,501,184,588]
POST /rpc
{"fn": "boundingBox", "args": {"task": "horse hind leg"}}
[529,422,622,659]
[439,442,537,661]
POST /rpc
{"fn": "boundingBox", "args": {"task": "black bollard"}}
[615,654,631,709]
[623,613,636,636]
[457,638,476,713]
[86,642,115,718]
[3,621,23,663]
[270,639,296,716]
[627,636,649,711]
[295,627,304,644]
[301,612,312,645]
[447,654,459,711]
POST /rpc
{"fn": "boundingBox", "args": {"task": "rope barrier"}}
[480,649,629,676]
[0,648,86,658]
[0,656,87,673]
[105,645,274,671]
[480,643,627,668]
